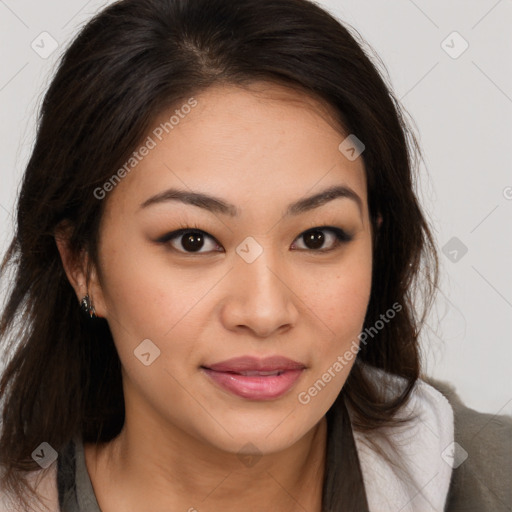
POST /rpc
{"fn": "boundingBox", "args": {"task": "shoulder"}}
[352,365,455,512]
[423,376,512,512]
[0,460,60,512]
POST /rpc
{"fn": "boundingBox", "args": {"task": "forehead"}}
[104,81,368,216]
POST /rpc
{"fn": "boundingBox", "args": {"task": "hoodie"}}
[1,370,510,511]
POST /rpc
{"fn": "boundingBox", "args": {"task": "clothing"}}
[352,370,454,511]
[57,435,98,512]
[1,372,510,511]
[424,375,512,511]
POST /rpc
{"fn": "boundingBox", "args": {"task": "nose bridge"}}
[235,238,286,302]
[221,236,298,336]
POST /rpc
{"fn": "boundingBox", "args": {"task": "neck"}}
[85,412,327,512]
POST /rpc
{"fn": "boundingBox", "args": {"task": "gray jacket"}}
[424,376,512,511]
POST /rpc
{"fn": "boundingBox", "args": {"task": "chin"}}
[191,410,321,457]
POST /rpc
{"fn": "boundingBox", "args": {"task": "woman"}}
[0,0,510,511]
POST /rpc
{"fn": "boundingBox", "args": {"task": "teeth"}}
[238,370,284,376]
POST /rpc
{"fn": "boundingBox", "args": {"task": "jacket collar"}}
[352,365,455,511]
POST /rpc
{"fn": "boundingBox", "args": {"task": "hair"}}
[0,0,439,510]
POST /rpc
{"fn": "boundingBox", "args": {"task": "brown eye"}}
[157,225,352,255]
[302,230,326,250]
[181,232,205,252]
[291,227,353,252]
[158,229,222,254]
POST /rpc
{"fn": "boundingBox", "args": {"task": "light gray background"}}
[0,0,511,416]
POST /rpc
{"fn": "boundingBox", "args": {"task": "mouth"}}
[201,356,306,401]
[222,370,287,376]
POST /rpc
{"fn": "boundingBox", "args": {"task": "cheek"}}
[326,272,371,331]
[300,259,372,339]
[295,267,371,410]
[97,245,212,386]
[97,231,191,331]
[97,238,232,374]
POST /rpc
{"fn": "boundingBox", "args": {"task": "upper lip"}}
[203,356,306,373]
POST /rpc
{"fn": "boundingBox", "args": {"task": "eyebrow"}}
[139,184,363,218]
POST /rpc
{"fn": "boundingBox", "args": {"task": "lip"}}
[205,356,306,373]
[202,356,306,400]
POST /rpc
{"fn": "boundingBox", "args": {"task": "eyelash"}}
[156,223,354,254]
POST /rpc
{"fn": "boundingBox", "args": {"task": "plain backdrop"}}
[0,0,511,416]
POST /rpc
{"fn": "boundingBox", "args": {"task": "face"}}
[82,82,373,456]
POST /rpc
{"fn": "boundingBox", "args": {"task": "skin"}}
[56,81,377,512]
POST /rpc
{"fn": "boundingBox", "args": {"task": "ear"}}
[54,222,107,318]
[377,214,383,228]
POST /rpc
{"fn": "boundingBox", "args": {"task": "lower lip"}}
[202,368,304,400]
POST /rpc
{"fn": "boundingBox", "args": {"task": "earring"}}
[80,294,97,318]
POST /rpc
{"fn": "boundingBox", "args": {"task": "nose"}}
[219,250,300,338]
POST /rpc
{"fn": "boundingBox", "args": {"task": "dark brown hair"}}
[0,0,439,510]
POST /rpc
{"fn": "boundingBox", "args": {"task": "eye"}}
[157,228,222,254]
[291,226,353,252]
[156,225,353,255]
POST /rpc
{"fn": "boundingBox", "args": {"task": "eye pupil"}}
[182,232,204,252]
[304,230,325,249]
